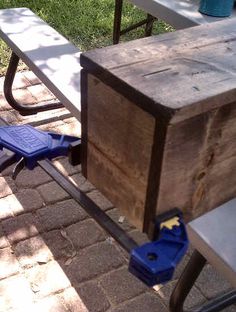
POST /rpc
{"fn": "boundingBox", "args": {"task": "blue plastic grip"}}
[0,125,79,169]
[129,219,189,286]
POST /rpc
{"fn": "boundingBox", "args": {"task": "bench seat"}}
[170,201,236,311]
[0,7,81,119]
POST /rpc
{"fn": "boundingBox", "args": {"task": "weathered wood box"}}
[80,19,236,237]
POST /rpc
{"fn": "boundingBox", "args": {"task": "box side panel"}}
[157,101,236,221]
[85,74,155,230]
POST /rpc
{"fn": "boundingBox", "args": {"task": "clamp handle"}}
[0,125,81,178]
[129,209,189,286]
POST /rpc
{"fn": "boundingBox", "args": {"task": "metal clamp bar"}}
[3,52,64,116]
[38,158,138,253]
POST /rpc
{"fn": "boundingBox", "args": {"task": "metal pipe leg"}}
[169,250,206,312]
[145,14,156,37]
[113,0,123,44]
[195,291,236,312]
[113,0,156,44]
[169,250,236,312]
[3,52,64,116]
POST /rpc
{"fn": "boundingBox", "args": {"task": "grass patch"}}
[0,0,172,75]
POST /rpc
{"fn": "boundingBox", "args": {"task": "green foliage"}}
[0,0,172,75]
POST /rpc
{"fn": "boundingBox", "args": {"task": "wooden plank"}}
[157,101,236,221]
[85,74,155,230]
[81,18,236,122]
[0,8,81,120]
[187,199,236,288]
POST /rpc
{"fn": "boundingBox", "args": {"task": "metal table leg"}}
[113,0,123,44]
[169,250,236,312]
[113,0,156,44]
[145,14,156,37]
[3,52,64,116]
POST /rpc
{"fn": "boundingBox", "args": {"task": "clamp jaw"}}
[0,125,81,178]
[129,209,189,287]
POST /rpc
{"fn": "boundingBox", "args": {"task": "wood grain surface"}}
[81,19,236,236]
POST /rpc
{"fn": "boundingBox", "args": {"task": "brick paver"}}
[2,213,42,244]
[42,229,73,261]
[0,71,234,312]
[66,219,107,250]
[0,274,34,311]
[69,173,95,193]
[195,264,233,299]
[15,167,52,188]
[14,235,53,267]
[0,110,19,125]
[0,196,14,220]
[0,94,11,111]
[62,241,125,284]
[76,281,110,312]
[100,267,147,305]
[37,181,70,204]
[31,295,69,312]
[59,287,88,312]
[110,293,168,312]
[27,84,55,102]
[127,229,149,245]
[36,199,88,231]
[0,177,16,198]
[9,189,44,215]
[12,88,36,105]
[107,209,134,232]
[156,279,206,309]
[53,158,81,176]
[0,226,9,249]
[0,248,19,279]
[23,71,41,85]
[5,294,70,312]
[87,190,114,211]
[11,72,31,90]
[49,117,81,137]
[25,260,71,298]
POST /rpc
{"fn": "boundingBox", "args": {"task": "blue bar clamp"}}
[129,209,189,286]
[0,124,188,288]
[0,125,80,178]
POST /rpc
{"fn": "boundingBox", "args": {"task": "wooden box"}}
[80,19,236,237]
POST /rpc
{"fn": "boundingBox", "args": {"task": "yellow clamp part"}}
[160,216,180,230]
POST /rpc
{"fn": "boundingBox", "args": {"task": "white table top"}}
[130,0,236,29]
[187,198,236,288]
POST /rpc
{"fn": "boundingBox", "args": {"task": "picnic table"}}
[113,0,236,43]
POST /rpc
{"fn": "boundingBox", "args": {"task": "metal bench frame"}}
[4,52,63,116]
[113,0,156,44]
[170,250,236,312]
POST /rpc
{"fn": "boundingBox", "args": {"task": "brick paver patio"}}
[0,72,235,311]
